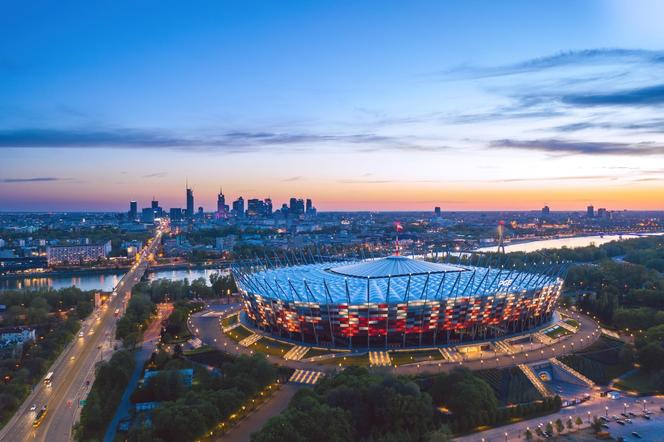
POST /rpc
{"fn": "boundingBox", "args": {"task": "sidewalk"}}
[219,383,302,442]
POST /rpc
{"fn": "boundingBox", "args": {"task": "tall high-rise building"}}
[151,198,163,217]
[434,206,441,217]
[306,199,312,213]
[232,197,245,217]
[186,186,194,218]
[217,188,227,215]
[586,205,594,218]
[289,198,305,216]
[129,201,137,221]
[264,198,273,216]
[169,208,183,221]
[541,205,550,216]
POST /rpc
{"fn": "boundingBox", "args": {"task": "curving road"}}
[0,228,163,442]
[191,306,601,376]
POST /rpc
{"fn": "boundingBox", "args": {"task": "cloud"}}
[492,175,618,183]
[439,48,664,79]
[1,177,68,183]
[491,138,664,156]
[0,127,446,154]
[142,172,168,178]
[561,84,664,107]
[280,176,302,182]
[552,119,664,133]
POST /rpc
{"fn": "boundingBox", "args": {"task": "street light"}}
[504,431,508,442]
[605,406,608,417]
[587,411,591,423]
[623,403,628,414]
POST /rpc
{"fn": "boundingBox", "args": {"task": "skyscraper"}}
[434,206,441,217]
[586,205,594,218]
[217,188,227,215]
[306,198,312,213]
[129,201,137,221]
[186,186,194,218]
[541,205,550,216]
[232,197,245,217]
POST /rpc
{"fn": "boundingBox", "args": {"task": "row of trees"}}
[0,287,94,426]
[75,350,135,441]
[115,291,155,348]
[131,273,236,304]
[126,353,279,442]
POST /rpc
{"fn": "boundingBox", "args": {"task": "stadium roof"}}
[328,255,464,278]
[233,256,563,304]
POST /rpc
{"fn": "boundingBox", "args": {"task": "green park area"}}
[248,337,294,357]
[390,349,444,366]
[225,324,253,343]
[220,313,239,329]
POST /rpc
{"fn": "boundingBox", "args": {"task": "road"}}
[456,395,664,441]
[190,306,601,376]
[0,228,163,442]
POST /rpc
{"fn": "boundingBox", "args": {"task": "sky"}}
[1,0,664,212]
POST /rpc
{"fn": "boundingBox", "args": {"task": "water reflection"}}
[0,267,229,292]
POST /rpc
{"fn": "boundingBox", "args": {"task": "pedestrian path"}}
[549,357,595,387]
[369,351,392,367]
[533,331,555,345]
[289,369,325,385]
[239,333,262,347]
[283,345,309,361]
[518,364,552,398]
[223,322,241,333]
[557,320,578,333]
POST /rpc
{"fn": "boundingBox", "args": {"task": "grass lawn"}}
[183,345,213,356]
[390,349,443,366]
[306,347,346,358]
[225,324,253,343]
[564,318,580,328]
[544,325,571,339]
[248,338,294,357]
[316,353,371,367]
[615,370,660,394]
[221,313,239,328]
[559,336,632,385]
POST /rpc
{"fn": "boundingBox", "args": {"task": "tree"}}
[555,418,564,434]
[524,429,533,440]
[590,416,602,433]
[566,417,573,430]
[638,342,664,371]
[575,416,583,427]
[545,422,553,435]
[427,425,453,442]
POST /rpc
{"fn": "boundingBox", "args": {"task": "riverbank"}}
[0,259,231,281]
[476,230,664,253]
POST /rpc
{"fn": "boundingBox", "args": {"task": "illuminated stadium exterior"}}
[232,254,566,348]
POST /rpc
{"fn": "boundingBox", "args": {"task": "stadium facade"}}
[232,254,565,348]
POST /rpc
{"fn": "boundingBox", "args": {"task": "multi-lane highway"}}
[0,228,163,442]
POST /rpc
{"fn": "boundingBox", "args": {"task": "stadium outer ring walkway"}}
[189,304,602,376]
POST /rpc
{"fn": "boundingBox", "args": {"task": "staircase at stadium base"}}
[549,358,595,388]
[438,347,462,362]
[369,351,392,367]
[283,345,310,361]
[289,369,325,385]
[239,333,262,347]
[493,340,515,355]
[518,364,552,398]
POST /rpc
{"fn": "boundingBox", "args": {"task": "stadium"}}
[232,253,565,348]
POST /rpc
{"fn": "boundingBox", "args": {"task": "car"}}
[78,331,84,338]
[601,424,609,429]
[625,418,632,424]
[600,416,608,422]
[29,404,36,411]
[628,411,636,417]
[631,432,642,438]
[643,414,651,420]
[617,420,625,425]
[70,355,75,361]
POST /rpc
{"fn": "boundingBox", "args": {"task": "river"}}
[0,267,229,292]
[476,233,661,253]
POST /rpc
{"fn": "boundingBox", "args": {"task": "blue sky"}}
[1,0,664,211]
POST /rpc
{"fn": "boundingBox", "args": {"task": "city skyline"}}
[2,1,664,211]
